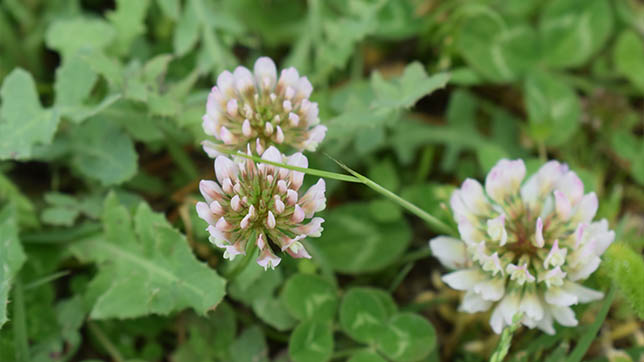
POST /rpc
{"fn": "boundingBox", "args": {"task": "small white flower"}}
[429,159,613,334]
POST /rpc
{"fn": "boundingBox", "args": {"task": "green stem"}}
[224,242,258,281]
[565,286,617,362]
[20,222,102,244]
[24,271,70,291]
[215,148,361,183]
[88,321,124,362]
[12,278,29,362]
[331,157,458,237]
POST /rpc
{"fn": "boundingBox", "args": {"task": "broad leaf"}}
[70,194,226,319]
[0,69,60,160]
[524,71,580,146]
[539,0,613,68]
[281,273,338,322]
[614,30,644,92]
[289,320,334,362]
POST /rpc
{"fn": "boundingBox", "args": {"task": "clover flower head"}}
[196,146,326,269]
[201,56,327,157]
[430,159,614,334]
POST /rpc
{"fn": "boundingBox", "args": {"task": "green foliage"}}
[0,69,60,160]
[70,193,226,318]
[0,204,26,328]
[312,203,412,274]
[603,244,644,318]
[339,287,436,361]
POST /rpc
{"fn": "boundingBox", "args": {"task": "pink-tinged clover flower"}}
[201,57,327,156]
[429,159,614,334]
[196,146,326,270]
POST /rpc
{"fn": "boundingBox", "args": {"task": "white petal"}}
[201,140,222,158]
[519,292,544,321]
[557,171,584,204]
[536,309,556,335]
[499,293,521,325]
[460,290,493,313]
[298,179,326,218]
[442,269,484,291]
[460,179,489,214]
[563,282,604,303]
[485,159,526,204]
[489,304,505,334]
[429,236,468,269]
[473,278,505,301]
[550,306,578,327]
[199,180,223,204]
[196,202,215,225]
[253,57,277,91]
[567,256,601,281]
[573,192,598,223]
[545,286,577,307]
[214,156,237,185]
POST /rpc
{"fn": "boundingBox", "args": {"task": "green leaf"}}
[107,0,150,55]
[0,204,27,328]
[378,313,437,362]
[614,30,644,92]
[603,243,644,318]
[173,0,200,56]
[0,69,60,160]
[0,173,39,229]
[69,193,226,318]
[367,159,400,192]
[456,7,537,82]
[339,287,395,344]
[281,273,338,322]
[539,0,613,68]
[230,326,269,362]
[252,297,297,331]
[45,18,116,58]
[348,350,388,362]
[54,54,98,110]
[524,71,580,146]
[370,63,450,112]
[156,0,180,19]
[311,203,412,274]
[289,320,334,362]
[70,118,138,185]
[171,303,237,361]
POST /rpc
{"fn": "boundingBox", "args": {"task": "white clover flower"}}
[201,57,327,156]
[429,159,614,334]
[196,146,326,270]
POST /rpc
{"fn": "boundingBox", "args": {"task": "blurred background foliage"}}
[0,0,643,361]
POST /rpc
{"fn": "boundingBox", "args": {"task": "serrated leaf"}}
[539,0,613,68]
[370,63,449,112]
[156,0,180,19]
[107,0,150,55]
[252,297,297,331]
[45,18,116,58]
[289,320,334,362]
[524,71,580,146]
[311,203,412,274]
[70,118,138,185]
[0,204,27,328]
[69,194,226,318]
[281,274,338,322]
[614,30,644,92]
[0,173,39,229]
[0,69,60,160]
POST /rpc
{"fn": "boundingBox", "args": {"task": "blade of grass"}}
[24,270,70,291]
[330,156,458,237]
[490,312,523,362]
[565,286,617,362]
[214,148,361,183]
